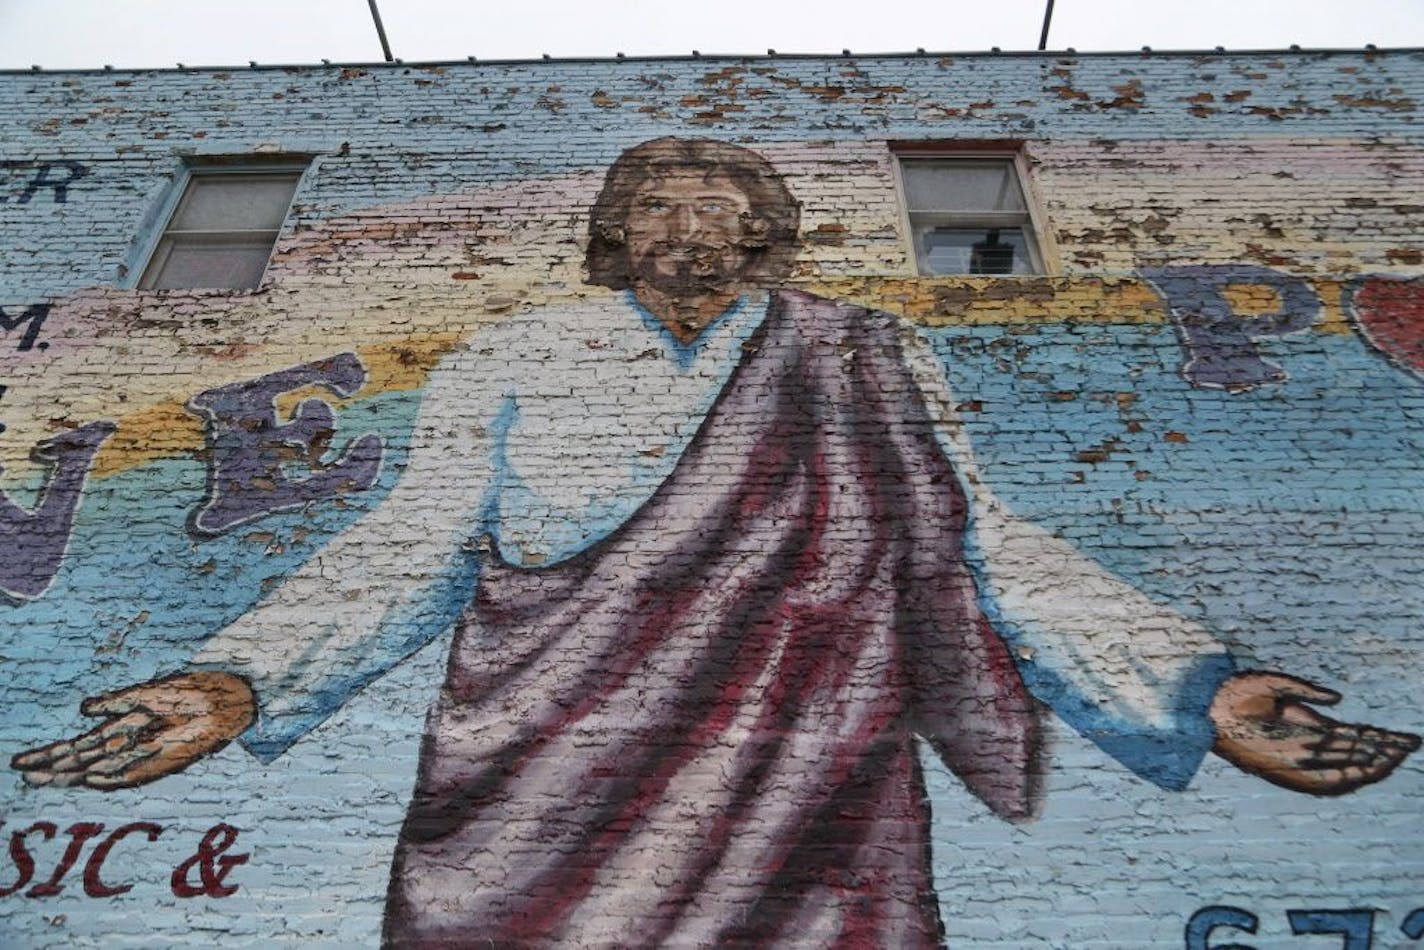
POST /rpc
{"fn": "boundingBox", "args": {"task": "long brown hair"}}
[584,137,801,291]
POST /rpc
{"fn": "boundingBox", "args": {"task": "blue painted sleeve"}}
[1020,651,1238,790]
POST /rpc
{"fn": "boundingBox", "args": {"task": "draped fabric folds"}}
[384,290,1040,948]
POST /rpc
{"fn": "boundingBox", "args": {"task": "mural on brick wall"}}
[3,135,1421,946]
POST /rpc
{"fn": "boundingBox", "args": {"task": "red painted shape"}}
[1351,276,1424,378]
[84,822,163,897]
[24,822,103,898]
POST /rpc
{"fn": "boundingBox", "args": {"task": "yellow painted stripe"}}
[803,276,1170,326]
[81,276,1364,482]
[89,333,464,481]
[804,275,1357,333]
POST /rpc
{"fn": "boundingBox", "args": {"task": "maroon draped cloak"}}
[383,290,1040,948]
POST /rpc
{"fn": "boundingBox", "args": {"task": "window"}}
[896,153,1047,276]
[139,163,305,290]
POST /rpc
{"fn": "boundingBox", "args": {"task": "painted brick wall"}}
[1,50,1422,948]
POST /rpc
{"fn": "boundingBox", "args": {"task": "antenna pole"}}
[1037,0,1056,51]
[366,0,395,62]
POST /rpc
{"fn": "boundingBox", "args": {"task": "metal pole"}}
[366,0,395,62]
[1037,0,1056,51]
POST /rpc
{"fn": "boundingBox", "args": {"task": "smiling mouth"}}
[652,242,722,260]
[632,241,752,292]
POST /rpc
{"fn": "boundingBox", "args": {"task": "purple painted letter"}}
[187,352,382,537]
[0,421,114,602]
[1140,265,1319,390]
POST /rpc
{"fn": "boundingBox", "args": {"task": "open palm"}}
[11,671,254,790]
[1210,671,1420,795]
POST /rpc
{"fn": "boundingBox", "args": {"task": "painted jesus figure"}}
[14,138,1419,948]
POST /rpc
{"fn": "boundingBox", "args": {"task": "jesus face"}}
[622,170,756,300]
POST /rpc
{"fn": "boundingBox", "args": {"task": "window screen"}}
[140,166,304,290]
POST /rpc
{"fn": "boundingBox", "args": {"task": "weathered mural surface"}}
[2,53,1423,948]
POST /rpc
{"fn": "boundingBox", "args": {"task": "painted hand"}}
[1209,671,1420,795]
[10,671,255,790]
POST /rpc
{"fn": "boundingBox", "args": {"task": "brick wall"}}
[1,50,1421,947]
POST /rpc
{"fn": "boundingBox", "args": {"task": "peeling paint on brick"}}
[1,49,1422,950]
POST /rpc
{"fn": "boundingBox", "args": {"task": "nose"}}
[669,203,701,240]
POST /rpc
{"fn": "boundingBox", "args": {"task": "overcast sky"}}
[2,0,1423,70]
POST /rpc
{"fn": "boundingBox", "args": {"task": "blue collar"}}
[625,290,755,372]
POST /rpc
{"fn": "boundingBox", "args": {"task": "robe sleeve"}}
[898,323,1235,790]
[191,341,512,761]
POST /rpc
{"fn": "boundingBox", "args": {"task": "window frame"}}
[134,158,309,292]
[890,142,1059,277]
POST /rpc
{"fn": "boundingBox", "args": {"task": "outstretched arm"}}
[12,338,513,787]
[1209,671,1420,795]
[900,324,1419,794]
[190,341,511,758]
[900,324,1233,787]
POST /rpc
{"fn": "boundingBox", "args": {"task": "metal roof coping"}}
[3,45,1422,76]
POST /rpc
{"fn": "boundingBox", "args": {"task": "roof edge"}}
[2,45,1421,76]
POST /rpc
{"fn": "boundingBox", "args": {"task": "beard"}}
[629,241,753,297]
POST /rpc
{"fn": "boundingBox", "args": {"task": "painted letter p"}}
[1140,265,1320,390]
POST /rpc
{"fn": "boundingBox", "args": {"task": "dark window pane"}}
[918,228,1033,276]
[144,234,276,289]
[170,173,301,232]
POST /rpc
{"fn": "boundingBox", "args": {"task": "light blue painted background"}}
[1,322,1420,947]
